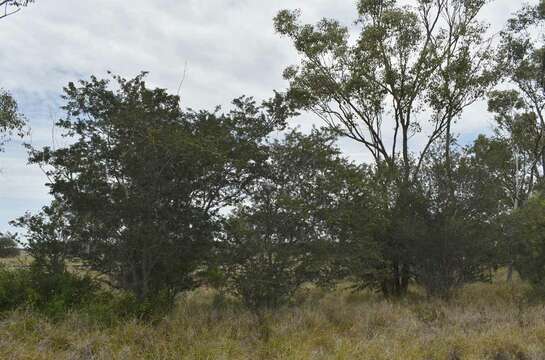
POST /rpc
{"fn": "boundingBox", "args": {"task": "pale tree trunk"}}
[507,150,520,283]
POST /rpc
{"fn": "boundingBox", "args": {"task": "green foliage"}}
[0,88,25,153]
[497,0,545,184]
[485,1,545,281]
[274,0,496,171]
[274,0,498,297]
[221,129,380,309]
[26,73,283,301]
[5,0,545,318]
[12,201,71,274]
[0,232,19,258]
[80,289,175,325]
[410,146,499,297]
[0,265,96,318]
[26,268,96,319]
[0,266,28,310]
[508,194,545,291]
[0,265,176,324]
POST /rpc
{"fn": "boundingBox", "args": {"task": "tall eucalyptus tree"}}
[487,0,545,280]
[274,0,497,296]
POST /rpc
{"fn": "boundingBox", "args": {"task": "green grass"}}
[1,279,544,359]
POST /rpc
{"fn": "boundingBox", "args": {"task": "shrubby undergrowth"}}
[0,265,95,318]
[1,278,545,360]
[0,263,176,323]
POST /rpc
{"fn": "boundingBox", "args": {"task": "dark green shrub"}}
[50,289,176,327]
[508,195,545,293]
[0,265,96,318]
[27,268,96,318]
[221,130,369,310]
[0,266,31,310]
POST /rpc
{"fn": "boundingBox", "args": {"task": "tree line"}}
[1,0,545,312]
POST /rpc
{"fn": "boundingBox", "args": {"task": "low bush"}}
[0,266,29,310]
[0,264,178,324]
[0,265,96,318]
[509,196,545,294]
[78,289,174,326]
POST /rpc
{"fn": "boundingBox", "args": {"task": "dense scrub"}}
[0,1,544,359]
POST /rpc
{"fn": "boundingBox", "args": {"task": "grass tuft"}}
[1,277,545,359]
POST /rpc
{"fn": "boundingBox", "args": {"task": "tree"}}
[497,0,545,188]
[27,73,285,301]
[0,0,35,20]
[507,194,545,291]
[274,0,497,296]
[486,0,545,280]
[0,232,19,258]
[411,144,499,297]
[0,88,25,154]
[469,130,537,282]
[12,200,72,274]
[221,129,381,309]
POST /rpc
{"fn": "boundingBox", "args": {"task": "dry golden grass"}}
[0,253,104,284]
[1,278,544,360]
[0,251,32,269]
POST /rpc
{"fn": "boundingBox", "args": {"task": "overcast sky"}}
[0,0,536,233]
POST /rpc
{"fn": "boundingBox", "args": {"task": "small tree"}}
[411,145,499,297]
[12,200,72,274]
[221,129,380,309]
[0,232,19,258]
[508,194,545,291]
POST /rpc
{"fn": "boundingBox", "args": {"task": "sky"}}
[0,0,536,233]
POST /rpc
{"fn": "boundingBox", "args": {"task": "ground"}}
[1,271,545,359]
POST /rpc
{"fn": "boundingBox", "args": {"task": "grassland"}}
[1,270,545,360]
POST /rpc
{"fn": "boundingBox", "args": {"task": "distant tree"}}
[469,131,538,281]
[0,0,35,20]
[0,88,25,154]
[26,73,287,301]
[274,0,497,296]
[0,232,19,258]
[496,0,545,186]
[221,129,381,309]
[470,134,523,211]
[487,0,545,280]
[12,200,72,274]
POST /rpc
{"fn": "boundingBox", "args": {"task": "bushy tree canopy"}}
[221,129,382,309]
[24,73,287,300]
